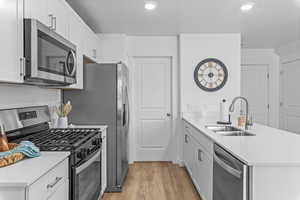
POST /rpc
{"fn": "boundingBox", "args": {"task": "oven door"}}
[73,150,101,200]
[24,19,76,85]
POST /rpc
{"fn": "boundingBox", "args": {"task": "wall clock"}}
[194,58,228,92]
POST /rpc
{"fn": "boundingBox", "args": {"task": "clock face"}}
[194,58,228,92]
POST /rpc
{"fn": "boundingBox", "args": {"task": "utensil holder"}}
[57,117,68,128]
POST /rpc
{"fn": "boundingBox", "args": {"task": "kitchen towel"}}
[0,141,41,158]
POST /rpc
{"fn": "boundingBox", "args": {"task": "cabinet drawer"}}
[183,120,213,155]
[27,158,68,200]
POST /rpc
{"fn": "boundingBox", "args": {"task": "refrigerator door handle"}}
[123,103,126,126]
[125,87,130,128]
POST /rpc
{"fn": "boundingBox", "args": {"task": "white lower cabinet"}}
[46,179,69,200]
[0,158,71,200]
[183,121,213,200]
[27,159,69,200]
[194,144,213,200]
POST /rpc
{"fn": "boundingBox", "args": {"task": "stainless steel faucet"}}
[229,96,250,130]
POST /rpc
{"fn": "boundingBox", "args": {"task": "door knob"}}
[166,113,171,117]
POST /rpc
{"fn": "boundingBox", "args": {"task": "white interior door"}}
[281,60,300,134]
[241,65,269,125]
[134,57,172,161]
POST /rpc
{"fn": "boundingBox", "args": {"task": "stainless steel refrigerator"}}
[63,62,129,192]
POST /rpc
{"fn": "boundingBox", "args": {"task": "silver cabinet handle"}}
[198,149,203,161]
[47,177,63,189]
[53,16,57,31]
[184,134,188,143]
[20,57,25,77]
[48,14,53,30]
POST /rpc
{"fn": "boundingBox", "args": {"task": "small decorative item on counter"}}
[0,141,41,167]
[55,101,72,128]
[0,123,9,152]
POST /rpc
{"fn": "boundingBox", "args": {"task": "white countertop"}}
[183,113,300,167]
[0,152,70,187]
[70,124,108,130]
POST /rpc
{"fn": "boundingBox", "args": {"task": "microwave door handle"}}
[66,50,76,76]
[75,151,100,174]
[214,152,242,179]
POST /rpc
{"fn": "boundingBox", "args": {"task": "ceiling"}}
[66,0,300,48]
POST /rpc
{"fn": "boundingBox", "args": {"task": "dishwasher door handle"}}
[214,152,242,179]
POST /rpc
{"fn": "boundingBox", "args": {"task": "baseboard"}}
[174,159,184,167]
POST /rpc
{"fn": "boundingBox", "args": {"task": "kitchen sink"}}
[205,125,241,132]
[216,131,256,136]
[205,125,256,136]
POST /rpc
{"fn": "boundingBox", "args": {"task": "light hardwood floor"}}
[102,162,202,200]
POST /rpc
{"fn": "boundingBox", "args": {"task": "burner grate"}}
[13,128,101,151]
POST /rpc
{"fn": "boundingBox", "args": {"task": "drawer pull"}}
[198,149,203,161]
[47,177,63,189]
[184,134,189,143]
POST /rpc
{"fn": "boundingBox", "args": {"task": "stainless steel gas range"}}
[2,106,102,200]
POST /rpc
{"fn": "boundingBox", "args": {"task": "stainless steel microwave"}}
[24,19,77,85]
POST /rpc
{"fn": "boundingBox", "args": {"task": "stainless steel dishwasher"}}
[213,144,249,200]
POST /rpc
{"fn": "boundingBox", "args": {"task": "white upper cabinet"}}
[83,25,101,62]
[0,0,24,83]
[0,0,101,87]
[24,0,68,39]
[48,0,68,38]
[65,5,84,89]
[24,0,50,27]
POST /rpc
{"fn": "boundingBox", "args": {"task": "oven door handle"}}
[214,152,242,179]
[75,151,101,174]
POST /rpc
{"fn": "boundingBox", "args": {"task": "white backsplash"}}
[0,84,61,109]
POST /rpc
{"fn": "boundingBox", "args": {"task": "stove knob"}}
[92,138,101,146]
[77,149,87,159]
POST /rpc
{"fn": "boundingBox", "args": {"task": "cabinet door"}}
[183,129,194,176]
[47,179,69,200]
[93,34,101,62]
[24,0,51,27]
[194,144,213,200]
[0,0,24,83]
[66,8,84,89]
[83,26,99,62]
[48,0,68,38]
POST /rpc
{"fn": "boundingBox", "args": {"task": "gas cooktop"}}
[13,128,102,151]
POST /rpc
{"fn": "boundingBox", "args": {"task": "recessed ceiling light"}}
[144,1,157,11]
[240,2,255,11]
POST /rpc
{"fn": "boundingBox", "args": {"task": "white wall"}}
[0,84,60,109]
[127,36,180,163]
[180,34,241,118]
[241,49,280,128]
